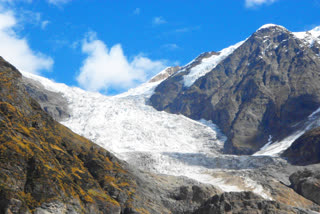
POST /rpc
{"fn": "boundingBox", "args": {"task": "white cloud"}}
[77,33,167,93]
[245,0,278,7]
[0,2,50,30]
[0,10,53,74]
[153,16,166,25]
[133,8,140,15]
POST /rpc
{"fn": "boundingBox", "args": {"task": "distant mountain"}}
[150,24,320,155]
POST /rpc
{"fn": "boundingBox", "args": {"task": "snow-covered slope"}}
[253,106,320,156]
[182,41,244,87]
[294,26,320,47]
[21,69,277,199]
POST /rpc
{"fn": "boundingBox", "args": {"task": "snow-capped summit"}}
[257,23,287,31]
[312,26,320,32]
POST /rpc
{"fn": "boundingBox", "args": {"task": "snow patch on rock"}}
[253,106,320,156]
[294,26,320,47]
[183,41,244,87]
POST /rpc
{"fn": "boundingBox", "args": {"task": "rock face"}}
[150,25,320,154]
[22,76,70,122]
[191,192,312,214]
[148,66,181,83]
[289,169,320,206]
[0,56,146,213]
[282,127,320,165]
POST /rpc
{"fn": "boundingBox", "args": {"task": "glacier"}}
[21,70,275,199]
[19,25,320,200]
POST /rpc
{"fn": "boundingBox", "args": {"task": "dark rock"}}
[192,191,312,214]
[289,169,320,205]
[282,127,320,165]
[22,77,70,122]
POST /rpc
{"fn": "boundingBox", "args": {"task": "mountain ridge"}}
[150,24,320,155]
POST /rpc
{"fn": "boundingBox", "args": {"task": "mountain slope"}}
[20,56,320,213]
[0,57,165,213]
[21,69,229,189]
[150,24,320,155]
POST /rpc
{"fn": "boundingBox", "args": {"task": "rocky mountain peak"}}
[150,24,320,155]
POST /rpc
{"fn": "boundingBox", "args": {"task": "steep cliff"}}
[0,56,152,213]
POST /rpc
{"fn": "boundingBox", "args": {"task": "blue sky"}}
[0,0,320,94]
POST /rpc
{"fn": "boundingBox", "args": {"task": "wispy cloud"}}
[47,0,72,6]
[0,0,32,4]
[163,43,179,50]
[41,20,50,29]
[77,32,167,93]
[173,26,200,34]
[159,26,200,38]
[0,10,53,74]
[153,16,166,25]
[174,27,195,33]
[17,10,44,28]
[0,0,72,6]
[245,0,278,8]
[0,2,50,30]
[133,8,140,15]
